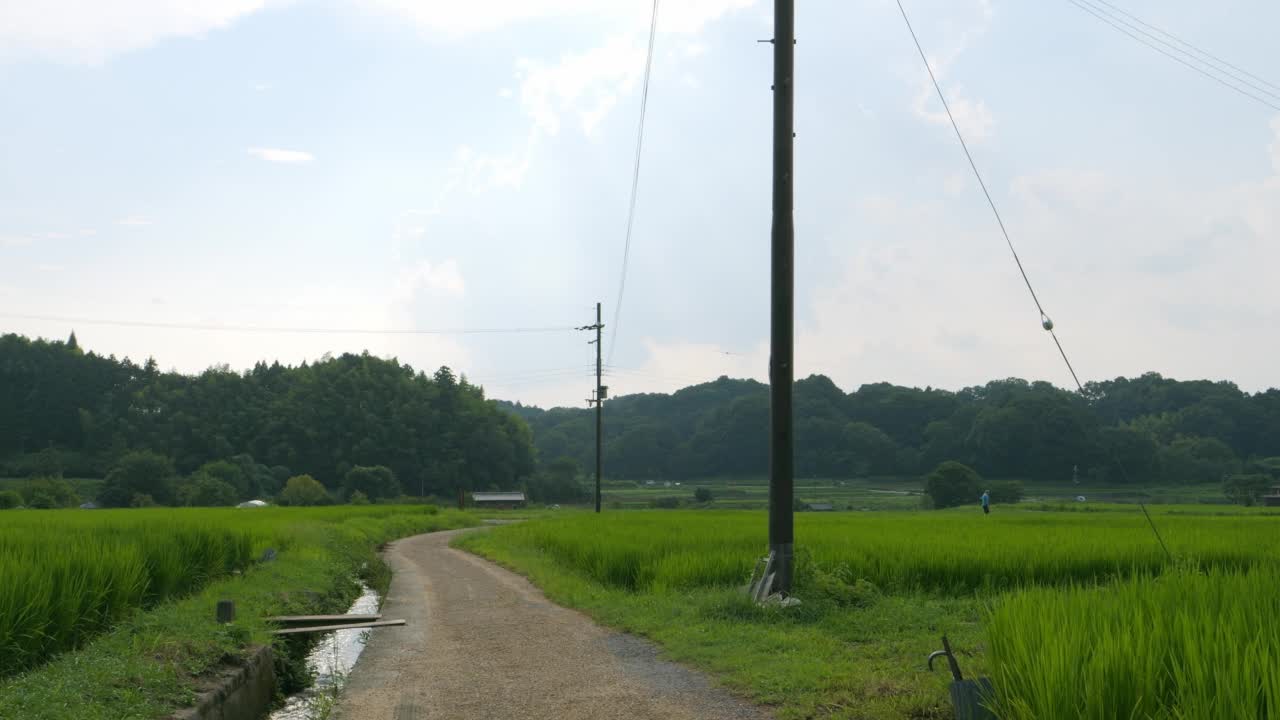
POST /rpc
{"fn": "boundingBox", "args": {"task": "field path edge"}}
[333,528,774,720]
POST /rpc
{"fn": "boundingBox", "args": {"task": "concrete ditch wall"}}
[172,645,276,720]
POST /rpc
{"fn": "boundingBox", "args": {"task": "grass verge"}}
[455,508,1280,719]
[456,524,977,720]
[0,507,475,720]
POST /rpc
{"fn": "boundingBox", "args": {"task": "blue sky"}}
[2,0,1278,407]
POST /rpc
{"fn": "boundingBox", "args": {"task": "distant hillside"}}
[0,333,533,495]
[5,330,1277,491]
[497,373,1280,484]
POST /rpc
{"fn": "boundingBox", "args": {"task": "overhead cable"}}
[607,0,661,365]
[895,0,1172,560]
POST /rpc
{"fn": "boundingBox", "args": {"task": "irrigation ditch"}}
[172,584,384,720]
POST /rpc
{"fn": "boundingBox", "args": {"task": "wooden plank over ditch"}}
[267,614,382,624]
[271,619,405,636]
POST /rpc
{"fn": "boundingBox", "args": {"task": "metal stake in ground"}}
[768,0,796,595]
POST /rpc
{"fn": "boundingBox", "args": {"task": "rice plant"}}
[482,509,1280,594]
[0,504,446,678]
[985,568,1280,719]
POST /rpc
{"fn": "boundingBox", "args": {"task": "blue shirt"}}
[980,492,990,507]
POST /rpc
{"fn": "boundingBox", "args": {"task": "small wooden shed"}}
[1263,485,1280,507]
[471,491,527,510]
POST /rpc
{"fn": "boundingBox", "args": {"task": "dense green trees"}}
[1223,474,1272,506]
[6,331,1279,496]
[506,372,1279,486]
[0,334,535,502]
[0,490,21,509]
[925,462,983,509]
[180,474,239,507]
[525,457,587,503]
[279,475,331,506]
[342,465,400,501]
[99,451,177,507]
[20,477,80,508]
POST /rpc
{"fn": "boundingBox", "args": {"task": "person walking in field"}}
[980,490,991,515]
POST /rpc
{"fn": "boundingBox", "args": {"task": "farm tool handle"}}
[927,635,964,681]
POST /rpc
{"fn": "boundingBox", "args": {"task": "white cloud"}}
[631,338,768,391]
[0,231,76,246]
[660,0,754,34]
[393,218,428,245]
[393,260,466,301]
[0,0,283,64]
[248,147,315,164]
[942,172,967,196]
[1270,116,1280,173]
[787,118,1280,395]
[118,215,154,226]
[516,35,645,137]
[469,137,535,189]
[437,137,537,197]
[384,0,746,218]
[905,0,996,142]
[37,263,65,273]
[360,0,752,37]
[684,42,708,59]
[914,89,994,142]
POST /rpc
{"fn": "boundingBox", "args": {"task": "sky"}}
[2,0,1278,408]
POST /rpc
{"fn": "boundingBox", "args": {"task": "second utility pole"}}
[579,303,605,513]
[593,302,603,513]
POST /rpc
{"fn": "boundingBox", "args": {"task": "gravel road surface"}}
[333,528,772,720]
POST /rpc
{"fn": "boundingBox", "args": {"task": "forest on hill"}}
[501,372,1280,485]
[4,331,1279,507]
[0,333,534,502]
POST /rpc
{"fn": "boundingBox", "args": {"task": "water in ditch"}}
[269,584,380,720]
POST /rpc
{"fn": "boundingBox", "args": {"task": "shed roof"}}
[472,491,526,502]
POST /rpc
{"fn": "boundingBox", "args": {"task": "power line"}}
[480,373,595,391]
[471,366,597,384]
[603,367,713,386]
[893,0,1076,386]
[1065,0,1280,112]
[895,0,1172,561]
[1088,0,1280,94]
[1072,0,1280,103]
[607,0,661,365]
[0,312,578,336]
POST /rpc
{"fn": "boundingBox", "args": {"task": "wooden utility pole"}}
[579,303,606,513]
[768,0,796,595]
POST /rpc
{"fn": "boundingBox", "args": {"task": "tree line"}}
[0,333,535,504]
[5,331,1279,508]
[501,372,1280,487]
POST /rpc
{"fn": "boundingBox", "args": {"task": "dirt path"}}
[334,529,772,720]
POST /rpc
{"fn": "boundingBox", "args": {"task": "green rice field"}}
[460,507,1280,719]
[0,505,468,679]
[600,475,1237,511]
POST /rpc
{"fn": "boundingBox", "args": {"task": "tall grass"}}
[484,509,1280,594]
[0,505,448,677]
[985,568,1280,719]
